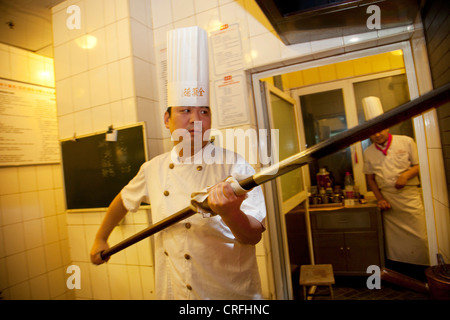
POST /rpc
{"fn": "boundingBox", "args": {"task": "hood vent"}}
[255,0,420,45]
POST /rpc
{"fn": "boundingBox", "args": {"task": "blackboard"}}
[61,123,148,211]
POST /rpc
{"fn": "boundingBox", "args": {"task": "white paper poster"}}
[214,75,249,128]
[211,24,244,75]
[0,79,60,166]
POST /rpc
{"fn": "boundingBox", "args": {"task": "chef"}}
[90,26,267,299]
[362,96,429,278]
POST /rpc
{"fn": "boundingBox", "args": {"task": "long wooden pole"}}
[100,83,450,261]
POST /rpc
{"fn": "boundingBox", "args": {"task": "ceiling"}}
[0,0,65,57]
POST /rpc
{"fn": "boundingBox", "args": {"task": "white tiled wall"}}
[51,0,157,300]
[0,42,70,298]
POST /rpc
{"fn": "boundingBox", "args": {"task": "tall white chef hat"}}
[362,96,384,120]
[167,26,209,107]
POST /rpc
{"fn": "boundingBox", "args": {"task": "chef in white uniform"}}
[362,97,429,274]
[90,26,266,299]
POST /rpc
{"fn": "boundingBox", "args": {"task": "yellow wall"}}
[265,50,406,90]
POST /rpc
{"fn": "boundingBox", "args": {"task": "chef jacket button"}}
[184,254,191,260]
[169,163,174,169]
[196,165,203,171]
[186,284,192,291]
[163,190,169,196]
[185,222,191,229]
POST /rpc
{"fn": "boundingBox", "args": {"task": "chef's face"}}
[370,128,390,145]
[164,106,211,149]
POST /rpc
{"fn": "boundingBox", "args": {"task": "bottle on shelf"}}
[344,171,356,205]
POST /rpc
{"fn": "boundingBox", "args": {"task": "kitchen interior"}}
[0,0,449,301]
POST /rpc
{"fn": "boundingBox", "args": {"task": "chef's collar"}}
[170,142,212,164]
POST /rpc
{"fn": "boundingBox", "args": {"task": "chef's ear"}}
[164,108,171,128]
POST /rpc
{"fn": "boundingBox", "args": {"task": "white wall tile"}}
[45,241,63,270]
[51,8,69,47]
[58,114,75,140]
[151,0,173,28]
[1,194,23,225]
[105,23,119,63]
[131,20,151,61]
[127,265,144,299]
[3,223,25,255]
[67,225,88,261]
[172,0,195,21]
[107,61,122,102]
[72,72,91,111]
[250,32,281,67]
[108,264,131,299]
[56,78,74,116]
[10,53,29,83]
[0,49,11,79]
[89,262,111,299]
[23,219,44,250]
[91,103,112,132]
[29,56,45,86]
[88,28,107,69]
[38,189,56,218]
[117,19,132,59]
[47,267,67,298]
[134,58,153,99]
[104,0,117,25]
[195,0,218,13]
[86,0,105,32]
[119,58,136,99]
[36,165,54,190]
[139,265,155,299]
[110,100,126,127]
[89,65,110,107]
[115,0,130,21]
[29,274,50,300]
[129,0,149,25]
[43,216,60,244]
[6,252,28,286]
[20,192,41,221]
[0,167,19,195]
[219,1,248,35]
[69,40,89,75]
[195,7,221,32]
[27,247,47,278]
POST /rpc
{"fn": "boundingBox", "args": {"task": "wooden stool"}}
[299,264,335,300]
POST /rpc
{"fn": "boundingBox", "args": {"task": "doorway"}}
[252,42,435,299]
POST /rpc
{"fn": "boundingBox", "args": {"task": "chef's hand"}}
[377,199,391,210]
[90,239,110,265]
[395,172,409,189]
[207,182,246,218]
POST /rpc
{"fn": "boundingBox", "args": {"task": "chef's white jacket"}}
[121,143,267,299]
[363,135,429,265]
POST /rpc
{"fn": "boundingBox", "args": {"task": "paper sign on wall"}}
[0,79,60,166]
[214,75,249,128]
[211,24,244,75]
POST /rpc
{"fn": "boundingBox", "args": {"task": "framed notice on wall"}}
[0,79,60,166]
